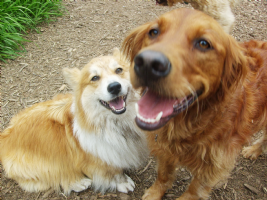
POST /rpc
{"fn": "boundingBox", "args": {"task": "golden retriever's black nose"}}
[134,50,171,80]
[108,82,121,95]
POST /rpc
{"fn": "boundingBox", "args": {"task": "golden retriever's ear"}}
[121,23,150,63]
[62,68,81,90]
[222,36,247,90]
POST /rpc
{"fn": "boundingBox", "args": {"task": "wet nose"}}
[107,82,121,95]
[134,50,171,80]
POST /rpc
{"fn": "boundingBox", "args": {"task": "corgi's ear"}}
[112,47,129,65]
[112,47,121,58]
[62,68,81,90]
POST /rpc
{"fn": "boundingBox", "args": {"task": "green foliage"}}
[0,0,65,62]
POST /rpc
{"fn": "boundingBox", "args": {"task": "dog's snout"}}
[107,82,121,95]
[134,50,171,80]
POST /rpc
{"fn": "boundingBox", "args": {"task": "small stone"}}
[59,84,67,91]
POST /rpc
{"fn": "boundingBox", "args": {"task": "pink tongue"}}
[138,90,177,119]
[109,98,124,110]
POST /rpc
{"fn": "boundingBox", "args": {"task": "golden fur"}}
[122,8,267,200]
[156,0,240,33]
[0,49,148,195]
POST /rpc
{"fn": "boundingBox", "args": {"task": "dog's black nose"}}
[134,50,171,80]
[108,82,121,95]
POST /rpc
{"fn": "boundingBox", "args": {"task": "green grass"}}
[0,0,65,62]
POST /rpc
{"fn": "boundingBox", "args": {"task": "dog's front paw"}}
[242,144,262,160]
[70,178,92,192]
[116,174,135,193]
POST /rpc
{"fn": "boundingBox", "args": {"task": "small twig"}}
[18,63,28,72]
[134,173,141,182]
[223,182,228,189]
[138,159,152,174]
[35,192,41,200]
[99,33,109,42]
[232,188,237,200]
[244,183,259,194]
[2,101,9,108]
[60,192,67,199]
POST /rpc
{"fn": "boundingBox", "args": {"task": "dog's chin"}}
[99,94,127,115]
[135,88,203,131]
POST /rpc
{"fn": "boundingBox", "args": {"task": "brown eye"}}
[195,39,212,51]
[148,28,159,38]
[115,68,123,74]
[91,76,100,81]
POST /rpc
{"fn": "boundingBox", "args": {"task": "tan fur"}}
[121,8,267,200]
[157,0,240,33]
[0,49,148,195]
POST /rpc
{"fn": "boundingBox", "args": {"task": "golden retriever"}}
[156,0,240,33]
[0,49,148,195]
[121,8,267,200]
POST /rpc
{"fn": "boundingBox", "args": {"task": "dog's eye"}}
[115,68,123,74]
[148,28,159,38]
[91,76,100,81]
[195,39,212,51]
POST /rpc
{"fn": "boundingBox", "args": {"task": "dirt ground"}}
[1,0,267,199]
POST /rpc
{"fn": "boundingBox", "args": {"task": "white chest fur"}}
[72,110,147,169]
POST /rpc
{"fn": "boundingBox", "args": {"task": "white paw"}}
[117,174,135,193]
[70,178,92,192]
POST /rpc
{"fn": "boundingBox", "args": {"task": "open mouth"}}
[100,95,127,114]
[135,88,203,131]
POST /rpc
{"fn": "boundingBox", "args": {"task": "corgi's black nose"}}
[108,82,121,95]
[134,50,171,80]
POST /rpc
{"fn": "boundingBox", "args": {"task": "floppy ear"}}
[62,68,81,90]
[222,35,247,90]
[121,23,150,63]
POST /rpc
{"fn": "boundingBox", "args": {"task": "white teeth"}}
[111,106,115,110]
[136,104,163,124]
[155,111,163,122]
[135,103,139,114]
[123,102,125,108]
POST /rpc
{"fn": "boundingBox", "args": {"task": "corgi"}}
[0,48,148,195]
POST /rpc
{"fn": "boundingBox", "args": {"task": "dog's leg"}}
[69,178,92,193]
[83,166,135,193]
[142,155,177,200]
[17,179,51,193]
[176,160,236,200]
[115,174,135,193]
[242,130,267,159]
[176,177,212,200]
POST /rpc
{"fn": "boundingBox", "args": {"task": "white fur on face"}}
[72,57,148,169]
[81,59,132,118]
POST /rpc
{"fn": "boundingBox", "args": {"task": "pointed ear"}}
[121,23,151,63]
[222,36,247,90]
[112,47,121,58]
[62,68,81,90]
